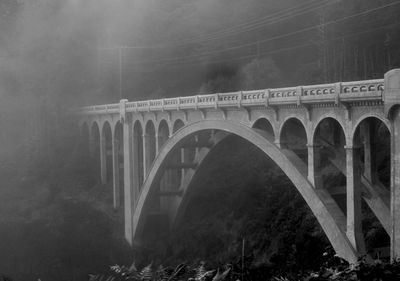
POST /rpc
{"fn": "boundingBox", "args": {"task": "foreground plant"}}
[89,261,230,281]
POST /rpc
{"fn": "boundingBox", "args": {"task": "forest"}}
[0,0,400,280]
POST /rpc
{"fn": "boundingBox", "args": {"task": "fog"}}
[0,0,399,279]
[1,0,301,154]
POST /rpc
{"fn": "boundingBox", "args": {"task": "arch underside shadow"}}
[132,120,359,262]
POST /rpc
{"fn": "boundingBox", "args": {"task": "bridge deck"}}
[79,79,384,115]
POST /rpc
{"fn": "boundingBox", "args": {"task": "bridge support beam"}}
[361,122,377,183]
[307,144,322,188]
[123,120,134,245]
[100,135,107,184]
[383,69,400,260]
[112,138,121,209]
[345,145,366,254]
[391,108,400,259]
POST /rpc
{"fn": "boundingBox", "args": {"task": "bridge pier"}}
[345,144,366,254]
[361,121,377,183]
[307,143,323,189]
[123,118,134,245]
[391,108,400,259]
[112,138,121,209]
[100,134,107,184]
[383,69,400,260]
[143,134,150,178]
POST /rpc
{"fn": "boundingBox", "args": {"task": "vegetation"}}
[89,258,400,281]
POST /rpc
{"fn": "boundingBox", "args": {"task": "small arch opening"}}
[280,118,308,164]
[158,120,170,150]
[313,118,347,211]
[145,121,157,175]
[173,119,185,134]
[353,117,391,254]
[252,118,274,139]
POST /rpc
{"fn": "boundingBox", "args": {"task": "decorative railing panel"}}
[78,78,385,115]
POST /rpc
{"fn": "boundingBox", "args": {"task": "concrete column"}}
[123,120,134,245]
[180,147,186,186]
[307,144,323,189]
[391,108,400,259]
[161,132,174,212]
[155,132,160,156]
[194,135,200,157]
[100,135,107,184]
[157,132,167,208]
[361,122,377,183]
[112,138,120,209]
[133,133,141,202]
[345,144,366,254]
[143,133,149,178]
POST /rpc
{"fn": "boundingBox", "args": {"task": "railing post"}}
[335,82,341,105]
[120,99,128,123]
[296,86,303,106]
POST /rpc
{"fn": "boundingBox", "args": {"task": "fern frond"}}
[128,261,138,273]
[167,263,187,281]
[140,263,153,281]
[211,267,230,281]
[195,263,215,281]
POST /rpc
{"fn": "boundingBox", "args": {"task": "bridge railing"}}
[78,79,384,115]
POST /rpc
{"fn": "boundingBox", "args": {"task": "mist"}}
[0,0,400,280]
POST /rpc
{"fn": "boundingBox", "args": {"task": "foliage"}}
[89,262,230,281]
[300,258,400,281]
[90,257,400,281]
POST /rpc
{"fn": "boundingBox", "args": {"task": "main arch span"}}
[78,68,400,263]
[132,120,357,261]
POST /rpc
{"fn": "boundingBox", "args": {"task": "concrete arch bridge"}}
[78,69,400,263]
